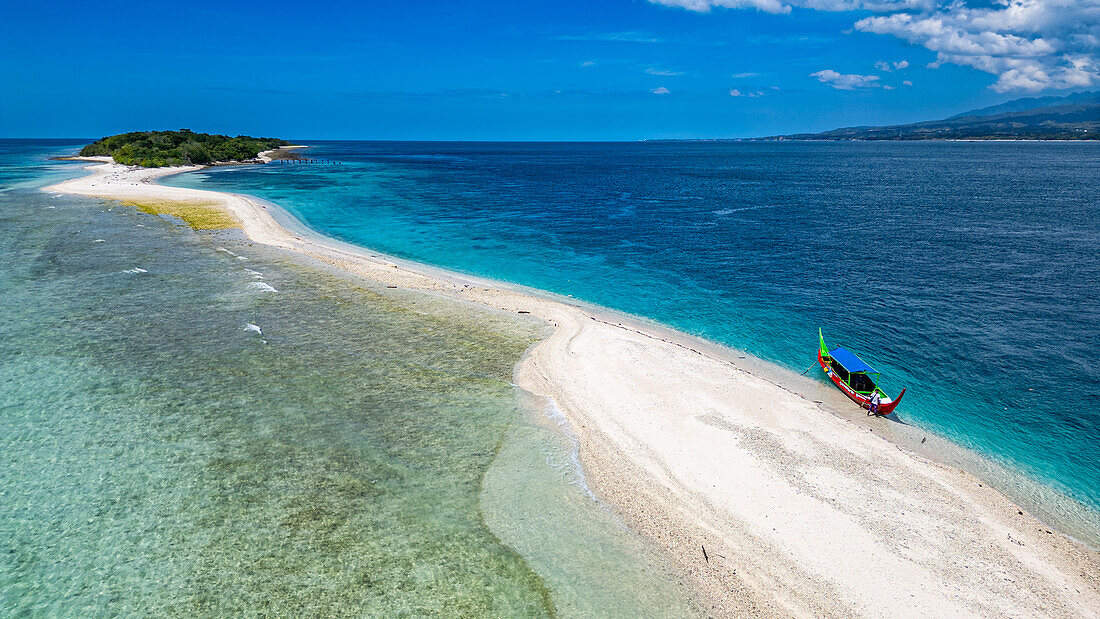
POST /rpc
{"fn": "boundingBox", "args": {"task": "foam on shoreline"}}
[45,158,1100,617]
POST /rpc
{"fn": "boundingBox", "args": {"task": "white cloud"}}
[646,68,685,76]
[856,14,1056,59]
[855,1,1100,92]
[580,60,597,68]
[651,0,932,14]
[903,79,914,86]
[883,84,897,89]
[554,31,663,43]
[649,0,791,15]
[730,88,765,96]
[729,88,744,96]
[651,0,1100,92]
[877,59,910,72]
[652,86,671,94]
[731,72,760,78]
[798,0,934,9]
[810,69,881,89]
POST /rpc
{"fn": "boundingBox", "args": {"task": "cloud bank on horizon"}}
[650,0,1100,93]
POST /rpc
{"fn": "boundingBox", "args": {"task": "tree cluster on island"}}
[79,130,289,168]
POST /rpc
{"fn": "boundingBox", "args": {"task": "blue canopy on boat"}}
[828,347,877,374]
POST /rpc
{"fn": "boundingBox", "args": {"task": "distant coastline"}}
[645,137,1100,142]
[644,91,1100,142]
[44,155,1100,616]
[762,92,1099,141]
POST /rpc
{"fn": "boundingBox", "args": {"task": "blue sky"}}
[1,0,1094,139]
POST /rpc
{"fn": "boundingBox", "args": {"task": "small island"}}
[79,129,290,168]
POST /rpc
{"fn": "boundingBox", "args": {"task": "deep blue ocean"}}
[165,141,1100,515]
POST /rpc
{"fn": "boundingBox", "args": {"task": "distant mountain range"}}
[768,91,1099,141]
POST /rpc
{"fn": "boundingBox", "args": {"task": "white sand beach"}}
[257,145,309,162]
[46,160,1100,617]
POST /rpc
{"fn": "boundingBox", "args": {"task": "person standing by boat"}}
[868,390,881,415]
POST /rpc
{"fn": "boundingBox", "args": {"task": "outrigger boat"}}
[818,329,905,415]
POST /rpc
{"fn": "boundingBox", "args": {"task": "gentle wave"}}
[543,397,596,501]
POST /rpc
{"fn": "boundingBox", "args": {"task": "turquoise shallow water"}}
[163,141,1100,529]
[1,142,696,615]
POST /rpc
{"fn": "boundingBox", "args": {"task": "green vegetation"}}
[121,198,240,229]
[80,129,289,168]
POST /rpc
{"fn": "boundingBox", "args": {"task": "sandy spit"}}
[257,145,309,163]
[46,160,1100,618]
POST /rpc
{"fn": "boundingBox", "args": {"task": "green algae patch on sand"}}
[122,198,240,230]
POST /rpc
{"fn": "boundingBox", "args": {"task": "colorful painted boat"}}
[817,329,905,415]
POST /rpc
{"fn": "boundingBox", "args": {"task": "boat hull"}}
[817,350,905,415]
